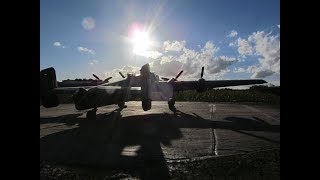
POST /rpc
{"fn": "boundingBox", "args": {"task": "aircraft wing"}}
[52,86,96,94]
[171,79,267,91]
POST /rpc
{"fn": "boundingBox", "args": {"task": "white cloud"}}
[247,31,280,78]
[163,40,186,52]
[139,51,163,59]
[53,41,66,48]
[234,67,246,73]
[252,69,275,78]
[89,60,99,66]
[228,30,238,37]
[77,46,96,55]
[229,42,236,47]
[53,42,62,47]
[236,38,254,57]
[235,30,280,78]
[104,65,140,81]
[277,25,280,28]
[151,41,233,80]
[104,40,236,81]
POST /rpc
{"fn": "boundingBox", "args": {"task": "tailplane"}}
[40,67,59,107]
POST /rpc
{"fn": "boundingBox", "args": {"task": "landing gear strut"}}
[86,107,97,120]
[142,99,152,111]
[168,98,176,112]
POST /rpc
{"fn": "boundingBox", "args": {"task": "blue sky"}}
[41,0,280,85]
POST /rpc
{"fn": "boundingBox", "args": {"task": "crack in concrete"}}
[210,104,218,156]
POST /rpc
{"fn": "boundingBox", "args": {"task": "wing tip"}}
[260,79,267,84]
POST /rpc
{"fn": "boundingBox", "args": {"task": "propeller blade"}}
[175,70,183,80]
[93,74,100,80]
[119,72,125,79]
[104,77,112,82]
[200,67,204,78]
[161,77,169,81]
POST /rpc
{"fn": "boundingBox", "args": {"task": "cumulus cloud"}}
[234,67,246,73]
[237,38,254,57]
[207,56,235,74]
[228,30,238,37]
[277,25,280,28]
[235,30,280,78]
[104,65,140,81]
[89,60,99,66]
[53,42,61,47]
[229,41,236,47]
[77,46,95,55]
[252,69,275,78]
[53,41,66,48]
[150,59,183,77]
[247,31,280,78]
[163,40,186,52]
[104,40,236,81]
[138,50,162,59]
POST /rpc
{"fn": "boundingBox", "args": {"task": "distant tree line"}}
[62,78,97,82]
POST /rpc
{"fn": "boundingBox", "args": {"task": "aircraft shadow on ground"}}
[40,109,280,179]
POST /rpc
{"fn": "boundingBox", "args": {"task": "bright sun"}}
[131,30,152,56]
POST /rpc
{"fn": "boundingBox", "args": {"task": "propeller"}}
[93,74,100,80]
[104,77,112,82]
[93,74,112,84]
[175,70,184,79]
[197,66,206,92]
[119,72,125,79]
[161,77,169,81]
[200,67,204,79]
[164,70,183,82]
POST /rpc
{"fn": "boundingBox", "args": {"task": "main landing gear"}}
[86,107,98,120]
[118,102,127,109]
[86,102,127,120]
[168,98,177,112]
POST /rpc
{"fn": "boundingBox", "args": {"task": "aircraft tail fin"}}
[40,67,60,107]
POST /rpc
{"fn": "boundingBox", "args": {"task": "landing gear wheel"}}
[168,99,176,112]
[118,102,127,109]
[86,108,97,120]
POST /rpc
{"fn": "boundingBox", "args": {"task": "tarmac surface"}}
[40,102,280,179]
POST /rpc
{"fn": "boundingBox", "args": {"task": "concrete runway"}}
[40,102,280,169]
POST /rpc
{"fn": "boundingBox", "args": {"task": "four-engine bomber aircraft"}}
[40,63,267,120]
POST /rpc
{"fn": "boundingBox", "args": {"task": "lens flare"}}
[82,17,95,31]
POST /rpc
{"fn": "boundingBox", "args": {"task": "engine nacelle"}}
[196,78,206,92]
[140,64,152,111]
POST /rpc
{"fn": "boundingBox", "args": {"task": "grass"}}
[175,88,280,104]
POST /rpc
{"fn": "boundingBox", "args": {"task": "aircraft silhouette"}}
[40,63,267,120]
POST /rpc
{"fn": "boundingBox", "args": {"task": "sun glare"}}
[131,30,152,56]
